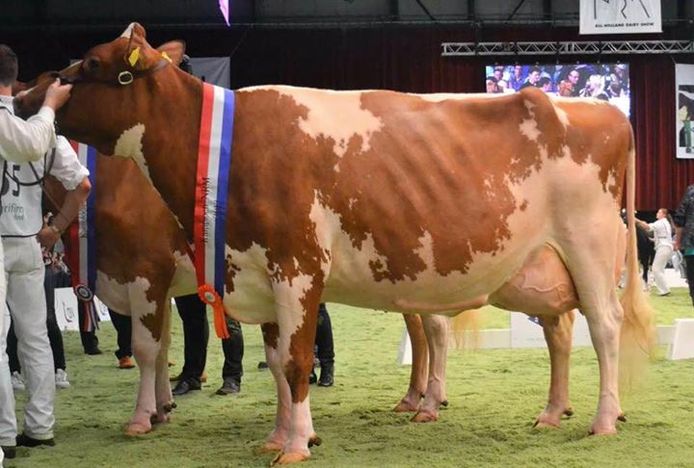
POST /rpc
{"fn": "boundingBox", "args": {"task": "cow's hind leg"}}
[562,232,625,434]
[412,314,449,423]
[394,314,428,413]
[584,289,625,435]
[270,282,322,465]
[534,310,575,429]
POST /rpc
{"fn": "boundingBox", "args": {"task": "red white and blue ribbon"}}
[194,83,235,339]
[67,141,99,332]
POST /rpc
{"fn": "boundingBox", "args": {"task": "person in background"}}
[108,310,135,369]
[259,303,335,387]
[170,294,244,396]
[566,68,581,96]
[605,73,624,99]
[485,76,500,94]
[508,65,524,91]
[557,80,574,97]
[538,76,553,94]
[520,66,541,89]
[674,184,694,306]
[579,74,609,101]
[636,208,674,296]
[0,43,74,460]
[309,303,335,387]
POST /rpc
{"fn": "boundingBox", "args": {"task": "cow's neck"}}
[136,73,203,244]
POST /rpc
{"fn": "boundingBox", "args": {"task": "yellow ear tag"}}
[161,51,172,63]
[128,47,140,67]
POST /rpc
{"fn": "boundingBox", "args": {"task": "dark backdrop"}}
[4,24,693,210]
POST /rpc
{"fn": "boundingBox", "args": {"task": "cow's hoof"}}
[533,418,561,429]
[256,441,284,454]
[270,451,310,465]
[617,413,627,422]
[411,410,438,423]
[564,407,575,417]
[124,422,151,436]
[163,401,176,413]
[589,412,622,435]
[308,434,322,448]
[151,412,171,425]
[393,399,419,413]
[589,424,618,435]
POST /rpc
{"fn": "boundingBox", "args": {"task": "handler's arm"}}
[0,80,72,163]
[37,176,91,250]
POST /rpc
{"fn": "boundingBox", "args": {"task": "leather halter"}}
[57,58,170,87]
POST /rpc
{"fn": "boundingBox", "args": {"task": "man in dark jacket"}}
[674,184,694,306]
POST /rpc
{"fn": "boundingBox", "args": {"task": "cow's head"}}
[14,23,187,156]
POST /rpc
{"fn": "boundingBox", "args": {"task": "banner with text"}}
[580,0,661,35]
[55,288,110,331]
[676,64,694,159]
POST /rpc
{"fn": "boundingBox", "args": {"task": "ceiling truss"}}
[441,40,694,56]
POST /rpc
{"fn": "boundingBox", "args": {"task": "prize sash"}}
[194,83,235,339]
[66,141,99,332]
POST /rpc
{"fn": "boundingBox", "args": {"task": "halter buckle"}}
[118,71,134,86]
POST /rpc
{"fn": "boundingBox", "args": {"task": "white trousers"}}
[0,237,55,443]
[0,238,14,448]
[652,244,673,295]
[0,305,14,447]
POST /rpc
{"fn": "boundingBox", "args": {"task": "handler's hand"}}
[44,79,73,110]
[37,225,61,250]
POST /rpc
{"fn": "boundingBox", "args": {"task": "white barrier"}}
[398,315,684,365]
[396,328,413,365]
[667,319,694,360]
[55,287,110,331]
[510,312,593,348]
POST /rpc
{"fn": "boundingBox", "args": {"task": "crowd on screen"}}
[485,63,631,115]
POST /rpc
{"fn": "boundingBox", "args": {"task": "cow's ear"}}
[122,22,159,71]
[156,40,186,67]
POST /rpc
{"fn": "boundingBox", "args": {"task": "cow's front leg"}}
[412,314,449,423]
[153,299,174,424]
[258,323,291,453]
[270,283,321,465]
[125,290,168,435]
[394,314,428,413]
[534,311,575,429]
[126,315,158,434]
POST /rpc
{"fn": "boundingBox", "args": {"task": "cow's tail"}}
[619,129,656,390]
[451,309,481,350]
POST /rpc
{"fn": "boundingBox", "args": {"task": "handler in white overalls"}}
[0,135,89,450]
[637,208,674,296]
[0,44,73,460]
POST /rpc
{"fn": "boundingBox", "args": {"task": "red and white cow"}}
[44,157,192,433]
[16,24,654,464]
[44,155,451,432]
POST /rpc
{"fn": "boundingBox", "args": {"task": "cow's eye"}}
[84,57,101,73]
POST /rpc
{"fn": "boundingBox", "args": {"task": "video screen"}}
[484,63,630,117]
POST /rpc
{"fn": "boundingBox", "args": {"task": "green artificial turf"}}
[6,293,694,468]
